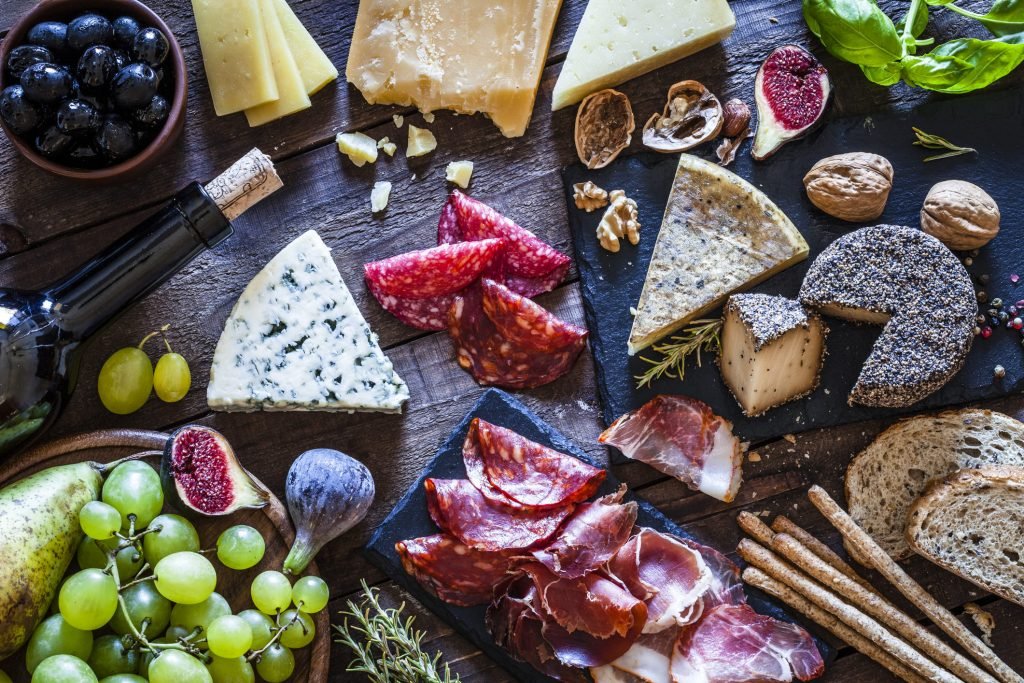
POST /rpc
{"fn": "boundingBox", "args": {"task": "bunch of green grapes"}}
[22,461,330,683]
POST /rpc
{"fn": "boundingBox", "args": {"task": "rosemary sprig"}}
[635,318,723,389]
[912,127,977,162]
[334,581,460,683]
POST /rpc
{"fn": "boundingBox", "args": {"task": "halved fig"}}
[161,425,270,516]
[575,89,635,169]
[642,80,723,153]
[751,45,832,161]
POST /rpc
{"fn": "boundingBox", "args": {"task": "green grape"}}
[206,655,255,683]
[109,581,171,639]
[99,676,148,683]
[30,655,98,683]
[206,615,253,659]
[170,592,231,633]
[77,538,144,581]
[102,461,164,530]
[143,514,201,564]
[59,569,119,631]
[98,347,154,415]
[136,637,173,679]
[278,610,315,649]
[87,635,139,679]
[165,624,192,640]
[254,644,294,683]
[215,526,265,571]
[291,576,329,614]
[250,571,292,615]
[25,614,93,674]
[154,552,217,605]
[237,610,274,650]
[154,353,192,403]
[79,502,123,541]
[148,650,212,683]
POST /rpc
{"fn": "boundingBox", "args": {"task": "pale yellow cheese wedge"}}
[272,0,338,95]
[245,0,312,127]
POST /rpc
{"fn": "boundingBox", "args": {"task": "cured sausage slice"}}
[424,478,572,551]
[365,278,453,331]
[481,279,588,353]
[364,239,505,299]
[396,533,519,607]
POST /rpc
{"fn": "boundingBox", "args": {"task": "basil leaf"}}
[898,1,930,37]
[902,37,1024,92]
[861,61,903,85]
[803,0,903,66]
[928,0,1024,37]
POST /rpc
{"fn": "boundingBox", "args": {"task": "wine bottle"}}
[0,149,282,459]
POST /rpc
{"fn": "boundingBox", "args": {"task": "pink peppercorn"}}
[982,326,993,339]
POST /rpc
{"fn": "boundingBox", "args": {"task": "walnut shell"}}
[575,89,635,169]
[803,152,893,222]
[921,180,1000,251]
[642,80,723,153]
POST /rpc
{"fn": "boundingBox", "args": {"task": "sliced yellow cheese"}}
[346,0,563,138]
[244,0,312,127]
[192,0,278,116]
[552,0,736,111]
[272,0,338,95]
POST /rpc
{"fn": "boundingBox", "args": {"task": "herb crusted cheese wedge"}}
[627,155,809,355]
[208,230,409,413]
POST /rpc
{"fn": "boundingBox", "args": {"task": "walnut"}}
[643,80,723,153]
[803,152,893,222]
[596,190,640,253]
[573,181,609,212]
[921,180,1000,251]
[575,89,635,169]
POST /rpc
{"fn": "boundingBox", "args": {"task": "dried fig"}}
[643,80,723,153]
[803,152,894,222]
[574,89,635,169]
[921,180,1000,250]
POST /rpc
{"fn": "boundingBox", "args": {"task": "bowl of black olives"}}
[0,0,185,181]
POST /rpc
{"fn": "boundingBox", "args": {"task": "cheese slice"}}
[207,231,410,413]
[345,0,563,137]
[245,0,312,127]
[192,0,279,116]
[628,155,809,355]
[552,0,736,111]
[272,0,338,95]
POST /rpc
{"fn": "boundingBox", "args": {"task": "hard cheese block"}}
[346,0,563,137]
[192,0,279,116]
[207,231,410,413]
[245,0,312,127]
[552,0,736,111]
[273,0,338,95]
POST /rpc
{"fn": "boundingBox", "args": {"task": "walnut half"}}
[573,181,609,212]
[596,190,640,253]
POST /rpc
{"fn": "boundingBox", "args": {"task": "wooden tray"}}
[0,429,330,683]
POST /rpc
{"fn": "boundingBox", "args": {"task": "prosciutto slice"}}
[396,533,519,606]
[670,604,825,683]
[592,629,679,683]
[674,535,745,609]
[600,396,744,503]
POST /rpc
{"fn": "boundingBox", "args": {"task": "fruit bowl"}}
[0,429,330,682]
[0,0,187,182]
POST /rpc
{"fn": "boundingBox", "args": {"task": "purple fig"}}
[751,45,832,161]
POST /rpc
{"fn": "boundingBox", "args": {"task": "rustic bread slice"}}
[845,409,1024,561]
[906,466,1024,606]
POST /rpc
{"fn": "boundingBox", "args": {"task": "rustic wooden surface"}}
[2,0,1023,680]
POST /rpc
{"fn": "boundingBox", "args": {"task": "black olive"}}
[66,141,104,168]
[78,92,108,112]
[67,14,113,53]
[109,63,157,110]
[112,49,129,71]
[0,85,42,135]
[131,94,169,128]
[19,63,74,105]
[77,45,118,91]
[56,99,101,135]
[131,28,169,68]
[25,22,68,55]
[7,45,54,80]
[111,16,141,50]
[35,125,75,158]
[95,115,136,161]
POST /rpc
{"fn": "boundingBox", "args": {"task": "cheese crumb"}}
[336,132,378,167]
[407,125,437,157]
[445,161,474,188]
[423,112,435,123]
[371,181,392,213]
[376,136,397,157]
[393,114,404,128]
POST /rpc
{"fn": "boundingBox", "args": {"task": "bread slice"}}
[845,409,1024,561]
[906,466,1024,606]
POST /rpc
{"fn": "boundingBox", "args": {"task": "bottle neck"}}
[44,182,232,340]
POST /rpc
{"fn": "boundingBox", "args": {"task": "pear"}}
[0,462,103,661]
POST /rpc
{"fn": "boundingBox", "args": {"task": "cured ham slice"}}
[670,604,825,683]
[600,396,744,503]
[396,533,519,607]
[594,629,679,683]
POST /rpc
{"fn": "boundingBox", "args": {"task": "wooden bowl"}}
[0,429,330,683]
[0,0,187,182]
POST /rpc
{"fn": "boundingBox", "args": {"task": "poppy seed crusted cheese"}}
[799,225,975,408]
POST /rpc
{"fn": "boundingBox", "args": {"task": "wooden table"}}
[2,0,1023,680]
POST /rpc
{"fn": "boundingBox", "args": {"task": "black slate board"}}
[563,87,1024,444]
[365,388,835,683]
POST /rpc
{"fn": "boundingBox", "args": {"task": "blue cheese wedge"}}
[628,155,809,355]
[207,230,409,412]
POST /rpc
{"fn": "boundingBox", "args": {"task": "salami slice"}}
[424,478,573,551]
[532,487,636,578]
[503,268,572,299]
[364,239,504,299]
[396,533,519,606]
[437,197,461,245]
[365,277,453,331]
[481,279,588,353]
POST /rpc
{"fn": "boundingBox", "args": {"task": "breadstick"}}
[772,514,872,589]
[807,485,1023,683]
[737,511,776,545]
[737,539,964,683]
[772,533,996,683]
[743,566,928,683]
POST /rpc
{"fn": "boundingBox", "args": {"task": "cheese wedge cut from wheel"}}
[244,0,312,127]
[628,155,808,355]
[552,0,736,111]
[272,0,338,96]
[208,231,410,413]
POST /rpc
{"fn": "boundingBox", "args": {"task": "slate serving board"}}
[365,388,835,683]
[563,87,1024,445]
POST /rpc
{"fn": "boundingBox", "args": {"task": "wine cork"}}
[203,148,283,221]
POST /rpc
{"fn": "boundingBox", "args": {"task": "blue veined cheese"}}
[208,230,409,412]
